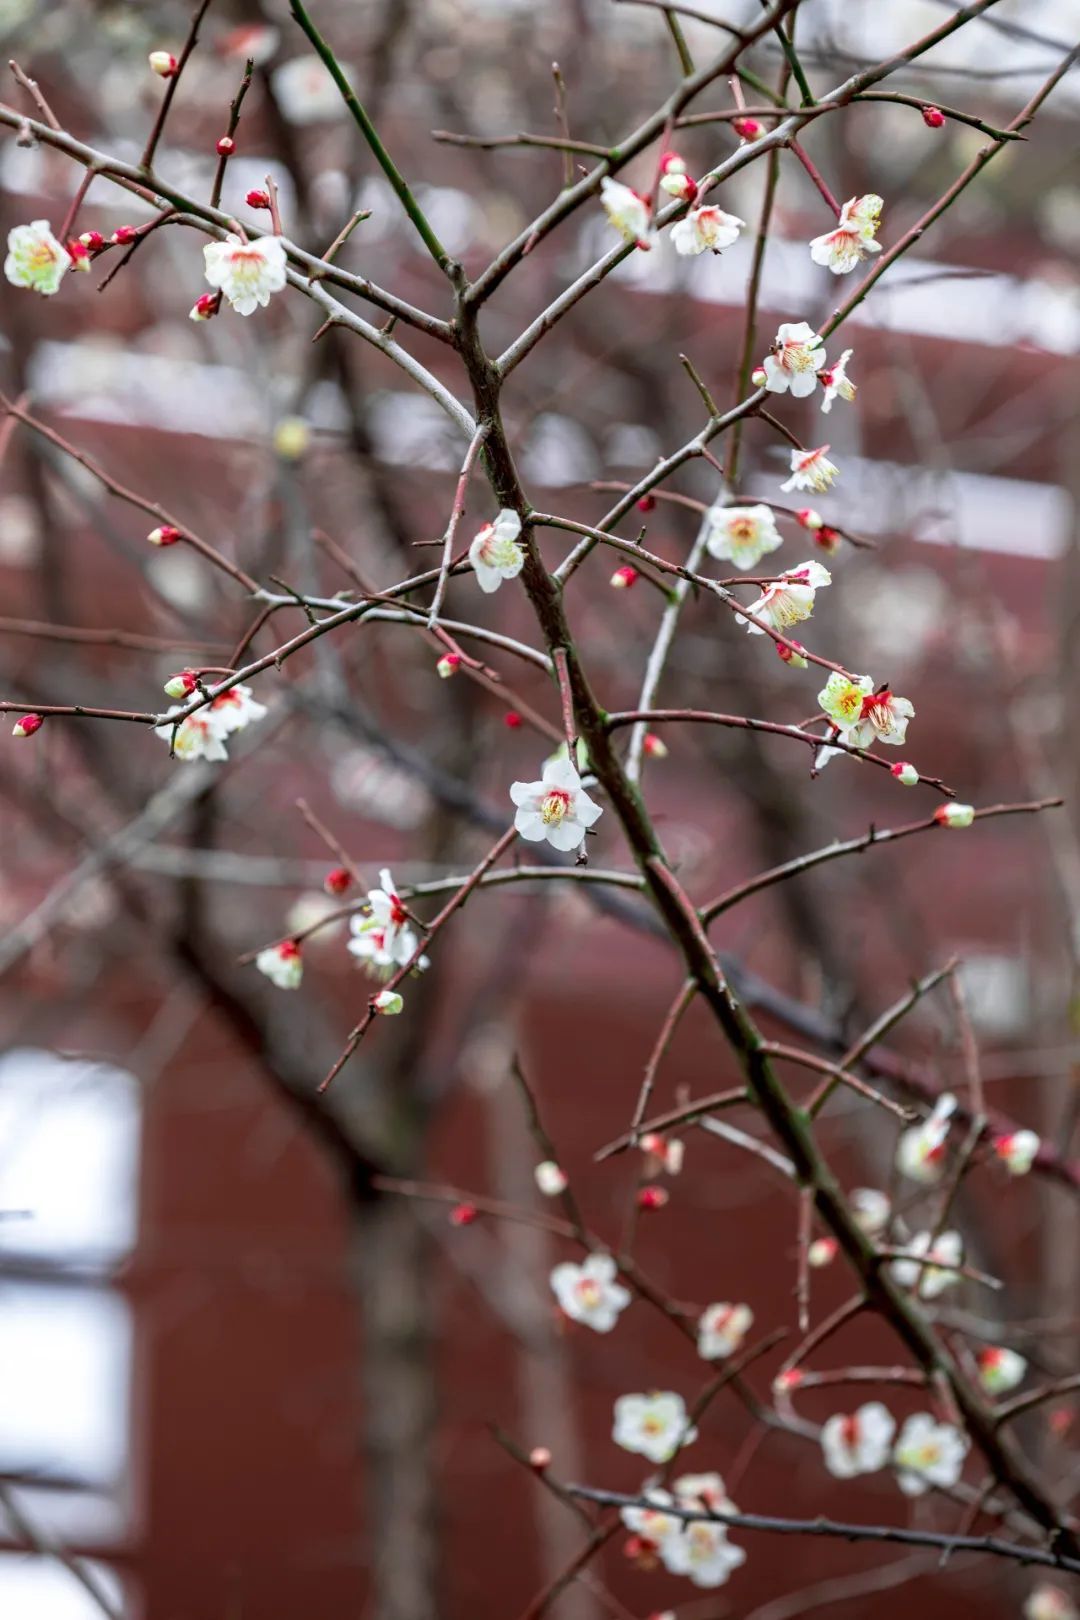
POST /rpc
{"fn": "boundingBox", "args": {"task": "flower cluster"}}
[620,1472,746,1588]
[821,1403,968,1493]
[154,684,267,762]
[348,868,424,978]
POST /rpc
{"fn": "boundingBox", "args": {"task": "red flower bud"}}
[503,711,523,729]
[636,1185,669,1211]
[449,1202,478,1227]
[190,292,220,322]
[111,226,137,245]
[324,867,352,897]
[246,189,271,210]
[733,116,763,141]
[922,106,946,129]
[611,565,639,589]
[636,495,656,513]
[216,136,236,157]
[147,525,182,546]
[814,524,840,554]
[12,713,43,738]
[529,1447,552,1471]
[79,231,105,252]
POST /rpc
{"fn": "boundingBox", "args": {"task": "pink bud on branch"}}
[12,714,43,738]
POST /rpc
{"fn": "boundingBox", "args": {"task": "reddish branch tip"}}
[246,189,271,210]
[922,106,946,129]
[449,1202,478,1227]
[324,867,352,897]
[12,714,43,739]
[503,710,523,729]
[216,136,236,157]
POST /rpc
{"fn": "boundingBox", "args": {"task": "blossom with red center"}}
[154,709,228,763]
[670,205,744,257]
[818,673,914,749]
[706,502,783,570]
[469,508,523,594]
[809,194,884,275]
[600,178,652,250]
[781,446,839,495]
[739,561,831,635]
[821,1402,896,1477]
[550,1252,631,1332]
[613,1391,697,1463]
[820,349,856,414]
[5,220,72,296]
[510,756,602,852]
[349,867,420,975]
[208,684,268,736]
[761,321,827,398]
[697,1301,753,1360]
[203,233,287,316]
[895,1091,956,1182]
[255,939,303,990]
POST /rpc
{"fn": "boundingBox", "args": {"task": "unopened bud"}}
[529,1446,552,1471]
[773,1367,803,1392]
[111,226,137,246]
[436,653,461,679]
[324,867,352,896]
[246,189,271,210]
[891,762,919,786]
[643,733,667,759]
[147,525,182,546]
[637,1185,669,1211]
[79,230,105,252]
[149,50,178,77]
[922,106,946,129]
[796,508,824,531]
[12,713,43,738]
[66,240,91,272]
[449,1202,478,1227]
[814,525,840,554]
[732,116,763,141]
[611,565,639,590]
[189,292,219,322]
[935,802,974,829]
[777,640,808,669]
[373,988,404,1015]
[751,366,768,387]
[534,1160,568,1197]
[216,135,236,157]
[636,495,656,513]
[503,710,522,729]
[808,1237,838,1268]
[163,670,197,699]
[659,150,686,176]
[659,172,697,203]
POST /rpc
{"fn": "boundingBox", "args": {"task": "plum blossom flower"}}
[272,53,354,123]
[469,508,523,593]
[203,234,287,315]
[895,1092,956,1183]
[661,1518,746,1588]
[255,940,303,990]
[550,1252,631,1332]
[697,1301,753,1360]
[672,1472,733,1514]
[670,206,745,256]
[619,1491,680,1549]
[818,672,873,734]
[1024,1585,1079,1620]
[600,178,652,249]
[893,1413,968,1495]
[820,350,856,413]
[739,561,831,635]
[809,195,884,275]
[154,708,229,763]
[207,684,268,736]
[613,1392,697,1463]
[852,1187,891,1236]
[762,322,827,398]
[510,756,602,852]
[994,1129,1040,1175]
[706,503,783,570]
[782,446,840,495]
[5,221,72,295]
[348,868,420,974]
[891,1229,963,1299]
[821,1402,896,1478]
[976,1346,1027,1395]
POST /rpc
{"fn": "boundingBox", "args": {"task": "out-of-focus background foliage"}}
[1,2,1078,1616]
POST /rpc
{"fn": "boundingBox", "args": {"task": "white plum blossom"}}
[821,349,856,413]
[672,1472,733,1513]
[817,671,915,752]
[670,205,744,256]
[534,1161,568,1197]
[976,1346,1027,1395]
[348,868,420,975]
[762,322,827,398]
[697,1301,753,1360]
[600,178,652,249]
[893,1413,969,1496]
[895,1092,956,1183]
[821,1402,896,1478]
[891,1229,963,1299]
[154,708,229,763]
[852,1187,891,1236]
[739,561,831,635]
[706,503,783,571]
[809,194,884,274]
[550,1252,631,1332]
[206,684,268,736]
[781,446,840,495]
[203,233,288,315]
[619,1491,680,1548]
[5,220,72,295]
[255,940,303,990]
[661,1519,746,1589]
[613,1391,697,1463]
[272,53,354,123]
[1024,1585,1080,1620]
[469,509,523,593]
[994,1129,1040,1175]
[510,756,602,852]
